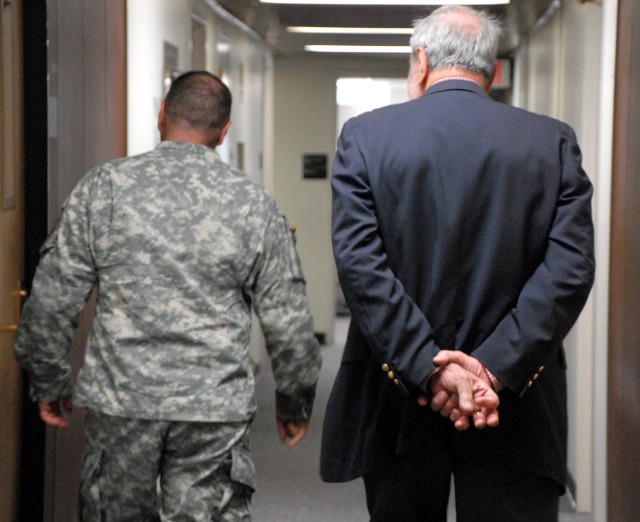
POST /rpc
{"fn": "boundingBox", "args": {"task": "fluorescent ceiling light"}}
[263,0,508,5]
[305,44,411,53]
[288,26,414,34]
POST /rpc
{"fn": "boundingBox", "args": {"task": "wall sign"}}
[303,154,328,179]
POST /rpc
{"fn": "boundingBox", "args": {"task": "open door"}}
[40,2,126,519]
[0,0,24,520]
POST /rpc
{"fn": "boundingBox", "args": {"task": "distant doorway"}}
[336,77,408,139]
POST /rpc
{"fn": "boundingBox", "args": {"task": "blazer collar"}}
[423,78,488,98]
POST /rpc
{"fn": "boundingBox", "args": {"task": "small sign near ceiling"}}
[492,58,512,90]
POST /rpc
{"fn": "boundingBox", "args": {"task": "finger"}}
[484,409,500,427]
[472,411,487,430]
[449,408,461,423]
[455,376,475,415]
[433,350,478,370]
[416,394,429,407]
[276,419,288,442]
[430,390,450,412]
[474,394,500,410]
[433,350,464,366]
[440,395,459,418]
[286,423,308,448]
[453,415,471,431]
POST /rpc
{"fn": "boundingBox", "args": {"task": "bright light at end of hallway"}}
[336,78,392,108]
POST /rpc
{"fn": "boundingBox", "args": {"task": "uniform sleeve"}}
[251,205,322,423]
[14,169,106,402]
[472,128,595,396]
[332,119,439,395]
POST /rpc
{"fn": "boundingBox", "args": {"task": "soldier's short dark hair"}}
[164,71,232,132]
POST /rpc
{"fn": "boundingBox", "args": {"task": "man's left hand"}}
[276,417,309,448]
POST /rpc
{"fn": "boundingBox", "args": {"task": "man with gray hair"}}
[15,71,321,521]
[321,6,594,521]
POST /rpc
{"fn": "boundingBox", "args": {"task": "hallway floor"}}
[250,317,595,521]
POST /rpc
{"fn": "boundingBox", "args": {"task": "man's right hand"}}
[39,395,73,428]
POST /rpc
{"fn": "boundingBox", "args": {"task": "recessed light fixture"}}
[263,0,508,5]
[288,26,414,35]
[305,45,412,53]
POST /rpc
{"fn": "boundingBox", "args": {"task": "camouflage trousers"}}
[79,409,255,521]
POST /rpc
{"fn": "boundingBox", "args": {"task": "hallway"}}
[250,317,595,521]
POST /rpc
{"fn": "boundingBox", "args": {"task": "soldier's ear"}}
[216,120,232,146]
[157,102,167,134]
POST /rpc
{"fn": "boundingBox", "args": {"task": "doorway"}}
[336,77,408,137]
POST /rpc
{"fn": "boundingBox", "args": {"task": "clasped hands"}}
[418,351,500,432]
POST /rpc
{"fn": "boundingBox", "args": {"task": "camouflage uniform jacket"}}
[15,140,321,423]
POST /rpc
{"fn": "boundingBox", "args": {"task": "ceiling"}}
[214,0,557,58]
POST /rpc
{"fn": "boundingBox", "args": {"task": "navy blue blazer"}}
[320,80,595,490]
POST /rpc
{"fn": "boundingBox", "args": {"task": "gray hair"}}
[410,5,502,82]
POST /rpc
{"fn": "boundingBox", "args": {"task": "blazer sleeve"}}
[472,127,595,396]
[332,119,439,395]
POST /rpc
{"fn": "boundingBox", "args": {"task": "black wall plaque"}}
[303,153,328,179]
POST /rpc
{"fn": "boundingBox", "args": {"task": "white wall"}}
[512,2,607,516]
[270,56,409,344]
[127,0,192,156]
[557,3,603,515]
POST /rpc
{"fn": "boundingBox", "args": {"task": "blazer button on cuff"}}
[382,363,390,372]
[387,371,395,379]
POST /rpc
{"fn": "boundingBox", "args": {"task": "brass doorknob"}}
[0,283,27,333]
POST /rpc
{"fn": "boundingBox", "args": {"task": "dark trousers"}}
[363,454,559,522]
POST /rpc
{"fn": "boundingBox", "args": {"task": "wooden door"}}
[608,0,640,519]
[43,1,126,519]
[0,0,24,520]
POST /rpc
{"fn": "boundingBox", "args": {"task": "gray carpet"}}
[249,317,594,522]
[250,318,370,521]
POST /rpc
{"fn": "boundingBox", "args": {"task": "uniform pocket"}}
[230,445,256,492]
[79,448,104,521]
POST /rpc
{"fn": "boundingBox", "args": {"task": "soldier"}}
[15,71,321,521]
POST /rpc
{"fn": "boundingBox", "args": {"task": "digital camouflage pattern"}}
[80,411,253,520]
[15,140,321,424]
